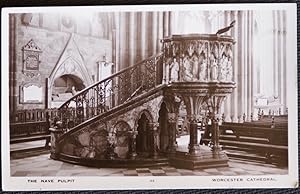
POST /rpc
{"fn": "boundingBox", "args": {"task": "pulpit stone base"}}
[170,149,229,170]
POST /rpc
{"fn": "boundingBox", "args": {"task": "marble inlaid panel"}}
[61,128,108,159]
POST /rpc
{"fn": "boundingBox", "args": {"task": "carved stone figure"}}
[192,55,199,80]
[219,55,228,81]
[226,57,233,81]
[187,44,194,57]
[183,56,193,81]
[210,54,218,81]
[199,55,207,81]
[169,58,179,82]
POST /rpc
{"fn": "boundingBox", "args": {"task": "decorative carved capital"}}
[167,113,177,123]
[205,95,226,114]
[128,130,138,138]
[174,95,181,103]
[149,122,160,131]
[188,114,202,123]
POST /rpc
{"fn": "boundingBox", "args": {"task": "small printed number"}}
[150,179,155,182]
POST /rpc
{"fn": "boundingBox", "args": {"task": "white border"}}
[1,3,298,191]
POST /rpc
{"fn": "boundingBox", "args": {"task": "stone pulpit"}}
[161,34,236,169]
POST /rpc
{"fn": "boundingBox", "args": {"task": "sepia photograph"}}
[1,3,298,190]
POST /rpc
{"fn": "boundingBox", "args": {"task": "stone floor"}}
[10,140,45,151]
[10,135,288,177]
[10,153,288,177]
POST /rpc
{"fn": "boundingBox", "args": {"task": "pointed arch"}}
[47,34,93,107]
[134,109,154,131]
[49,34,93,87]
[113,120,131,133]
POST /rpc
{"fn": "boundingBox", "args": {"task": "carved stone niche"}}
[20,83,43,104]
[22,39,42,74]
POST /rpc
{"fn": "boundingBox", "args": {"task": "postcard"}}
[1,3,298,191]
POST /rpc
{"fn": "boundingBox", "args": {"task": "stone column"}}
[223,10,232,122]
[247,11,254,120]
[119,12,128,70]
[188,114,201,155]
[9,14,17,113]
[235,10,254,121]
[206,95,226,151]
[106,131,118,160]
[272,10,287,111]
[152,12,158,55]
[181,96,205,155]
[273,10,279,99]
[149,122,159,158]
[169,11,175,36]
[278,10,282,104]
[157,12,164,52]
[114,12,120,72]
[163,12,169,37]
[231,10,239,123]
[129,12,136,66]
[49,126,64,160]
[127,130,138,159]
[167,113,178,154]
[140,12,147,60]
[243,11,248,121]
[237,11,244,120]
[278,10,287,111]
[211,116,221,151]
[281,11,287,110]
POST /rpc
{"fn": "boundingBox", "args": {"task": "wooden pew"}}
[10,121,51,144]
[9,109,53,146]
[202,115,288,166]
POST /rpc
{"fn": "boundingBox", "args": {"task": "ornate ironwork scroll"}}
[58,53,163,133]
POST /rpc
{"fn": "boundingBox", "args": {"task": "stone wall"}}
[10,13,113,111]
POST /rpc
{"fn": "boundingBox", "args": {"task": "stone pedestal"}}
[49,127,64,160]
[163,82,234,170]
[167,113,178,155]
[188,118,200,155]
[211,117,221,151]
[170,146,229,170]
[150,122,160,159]
[105,132,118,159]
[127,130,138,159]
[106,144,118,160]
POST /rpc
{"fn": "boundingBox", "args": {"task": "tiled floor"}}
[10,153,288,177]
[10,135,288,177]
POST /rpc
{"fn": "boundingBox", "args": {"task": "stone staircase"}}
[49,34,236,170]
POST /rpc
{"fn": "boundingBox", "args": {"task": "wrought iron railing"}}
[58,53,163,131]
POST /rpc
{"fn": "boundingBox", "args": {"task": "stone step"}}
[221,145,257,152]
[225,149,287,166]
[224,150,267,163]
[220,134,269,144]
[219,139,288,151]
[57,153,170,168]
[10,134,50,144]
[10,146,50,159]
